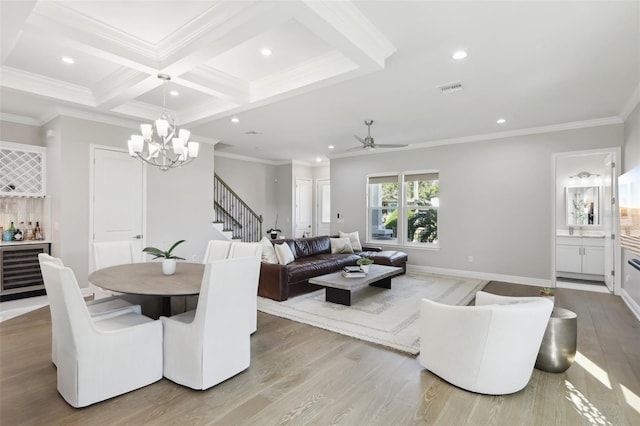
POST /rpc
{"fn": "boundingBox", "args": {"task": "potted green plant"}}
[539,287,554,297]
[357,256,374,273]
[143,240,186,276]
[267,214,281,239]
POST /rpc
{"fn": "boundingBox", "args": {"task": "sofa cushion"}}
[360,250,408,267]
[339,231,362,252]
[330,237,353,254]
[275,242,295,265]
[260,237,278,264]
[293,236,331,258]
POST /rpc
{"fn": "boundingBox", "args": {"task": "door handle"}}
[132,235,143,239]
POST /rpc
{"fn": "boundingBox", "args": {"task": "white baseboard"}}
[556,281,611,293]
[621,289,640,322]
[406,265,551,287]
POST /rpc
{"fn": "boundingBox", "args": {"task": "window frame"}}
[366,170,439,248]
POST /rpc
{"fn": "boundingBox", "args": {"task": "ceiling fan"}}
[348,120,408,151]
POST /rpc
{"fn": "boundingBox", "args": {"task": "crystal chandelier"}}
[127,73,199,171]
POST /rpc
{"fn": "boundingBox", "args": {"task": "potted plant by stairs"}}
[143,240,186,276]
[267,215,282,239]
[356,256,374,273]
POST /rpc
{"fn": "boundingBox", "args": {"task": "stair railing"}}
[213,173,263,242]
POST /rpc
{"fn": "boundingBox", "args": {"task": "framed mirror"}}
[566,186,599,226]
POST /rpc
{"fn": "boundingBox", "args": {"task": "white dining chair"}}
[161,256,260,390]
[202,240,232,263]
[228,242,262,333]
[39,261,163,408]
[39,253,142,366]
[93,241,136,299]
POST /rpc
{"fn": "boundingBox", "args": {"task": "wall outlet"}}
[191,254,198,262]
[467,255,474,263]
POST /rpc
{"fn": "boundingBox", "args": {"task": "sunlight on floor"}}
[565,380,611,426]
[574,351,612,389]
[620,384,640,415]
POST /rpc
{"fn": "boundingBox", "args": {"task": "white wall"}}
[145,143,215,264]
[331,124,623,283]
[622,103,640,310]
[43,116,215,285]
[0,120,43,146]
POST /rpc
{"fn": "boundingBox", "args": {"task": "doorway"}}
[294,177,312,238]
[316,179,330,237]
[552,148,620,294]
[90,146,146,270]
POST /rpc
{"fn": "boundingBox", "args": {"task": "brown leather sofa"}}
[258,235,408,301]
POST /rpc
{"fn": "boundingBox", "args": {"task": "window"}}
[367,171,439,247]
[404,172,439,245]
[367,174,399,243]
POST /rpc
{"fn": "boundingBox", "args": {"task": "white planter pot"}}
[162,258,177,275]
[360,264,370,273]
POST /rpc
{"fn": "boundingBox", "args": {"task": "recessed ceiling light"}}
[169,90,179,97]
[260,48,272,57]
[230,117,240,124]
[316,157,323,163]
[328,145,335,149]
[61,56,75,64]
[496,118,506,124]
[452,50,467,60]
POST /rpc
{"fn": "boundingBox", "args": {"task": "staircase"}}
[213,173,263,242]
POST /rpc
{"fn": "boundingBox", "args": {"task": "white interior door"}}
[602,154,615,292]
[294,177,312,238]
[92,148,145,269]
[316,179,331,236]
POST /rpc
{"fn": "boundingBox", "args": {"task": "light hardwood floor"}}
[1,283,639,425]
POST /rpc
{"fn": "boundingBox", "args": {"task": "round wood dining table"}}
[88,262,205,316]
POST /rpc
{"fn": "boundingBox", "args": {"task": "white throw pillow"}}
[260,236,278,264]
[330,237,354,254]
[339,231,362,252]
[274,242,295,265]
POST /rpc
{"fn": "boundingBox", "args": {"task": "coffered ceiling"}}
[1,1,638,164]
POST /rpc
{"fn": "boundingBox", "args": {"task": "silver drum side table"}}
[535,307,577,373]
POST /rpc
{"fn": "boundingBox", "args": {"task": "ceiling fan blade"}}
[343,145,366,152]
[354,135,366,144]
[372,143,408,148]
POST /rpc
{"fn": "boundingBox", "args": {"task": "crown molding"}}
[0,113,41,127]
[214,150,282,166]
[330,116,625,159]
[1,67,95,106]
[620,82,640,121]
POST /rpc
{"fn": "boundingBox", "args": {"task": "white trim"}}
[0,113,41,126]
[620,288,640,322]
[406,264,552,288]
[620,82,640,121]
[331,117,623,159]
[556,281,611,294]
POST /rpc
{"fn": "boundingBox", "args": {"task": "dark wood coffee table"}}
[308,264,402,306]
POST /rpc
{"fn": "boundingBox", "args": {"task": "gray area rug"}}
[257,272,488,355]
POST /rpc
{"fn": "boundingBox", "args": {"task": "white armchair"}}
[39,261,163,407]
[92,241,135,299]
[38,253,141,366]
[202,240,232,263]
[228,242,262,333]
[419,290,553,395]
[161,256,260,390]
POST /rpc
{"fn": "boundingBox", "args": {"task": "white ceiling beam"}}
[178,67,249,104]
[297,1,396,71]
[93,71,160,110]
[0,0,37,63]
[0,67,95,106]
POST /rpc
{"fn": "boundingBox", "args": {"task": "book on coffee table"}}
[342,266,366,278]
